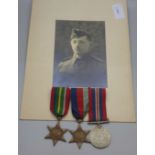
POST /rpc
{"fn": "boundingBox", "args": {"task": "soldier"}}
[54,28,107,87]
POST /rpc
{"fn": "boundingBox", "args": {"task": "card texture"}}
[20,0,136,122]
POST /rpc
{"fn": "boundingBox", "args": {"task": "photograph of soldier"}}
[53,20,107,87]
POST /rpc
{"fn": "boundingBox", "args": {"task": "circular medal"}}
[87,125,111,149]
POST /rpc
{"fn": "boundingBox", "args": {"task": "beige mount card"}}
[20,0,136,122]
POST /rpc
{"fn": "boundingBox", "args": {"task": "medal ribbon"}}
[71,88,88,120]
[50,87,71,118]
[88,88,107,122]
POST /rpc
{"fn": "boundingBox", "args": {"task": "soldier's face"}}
[71,36,91,56]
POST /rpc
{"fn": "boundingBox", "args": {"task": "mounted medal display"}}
[19,0,136,152]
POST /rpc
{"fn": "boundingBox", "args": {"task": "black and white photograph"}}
[53,20,107,87]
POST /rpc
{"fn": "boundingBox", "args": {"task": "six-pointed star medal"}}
[45,122,67,146]
[69,124,90,149]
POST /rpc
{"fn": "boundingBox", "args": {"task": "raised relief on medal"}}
[87,126,111,149]
[45,122,68,146]
[53,20,107,88]
[69,124,90,149]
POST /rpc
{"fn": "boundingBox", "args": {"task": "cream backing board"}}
[20,0,136,122]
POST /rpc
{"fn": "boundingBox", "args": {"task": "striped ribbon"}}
[71,88,89,120]
[50,87,71,118]
[88,88,107,122]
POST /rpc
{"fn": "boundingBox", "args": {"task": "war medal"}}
[87,88,111,149]
[70,88,90,149]
[45,87,70,146]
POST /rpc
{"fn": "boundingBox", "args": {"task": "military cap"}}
[70,28,92,41]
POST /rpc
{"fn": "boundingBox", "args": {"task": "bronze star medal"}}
[45,121,67,146]
[70,88,90,149]
[45,87,71,146]
[69,124,90,149]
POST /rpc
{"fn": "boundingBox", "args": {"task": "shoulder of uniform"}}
[58,57,73,67]
[90,55,104,63]
[58,57,71,65]
[62,56,72,61]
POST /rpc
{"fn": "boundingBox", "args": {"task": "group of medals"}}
[45,87,111,149]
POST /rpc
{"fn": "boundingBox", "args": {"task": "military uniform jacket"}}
[53,54,107,87]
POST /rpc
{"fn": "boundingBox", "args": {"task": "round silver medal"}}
[87,125,111,149]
